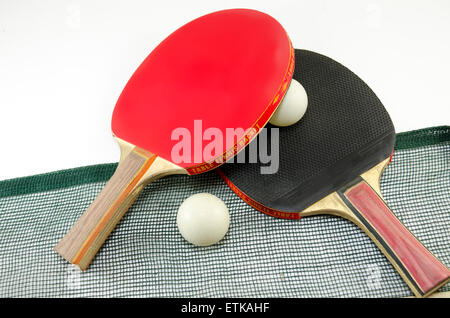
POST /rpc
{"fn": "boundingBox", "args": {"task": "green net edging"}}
[0,126,449,199]
[395,125,450,150]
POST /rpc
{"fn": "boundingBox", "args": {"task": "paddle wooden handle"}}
[339,179,450,297]
[54,148,156,270]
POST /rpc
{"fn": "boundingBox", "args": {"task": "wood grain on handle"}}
[54,148,156,270]
[339,179,450,297]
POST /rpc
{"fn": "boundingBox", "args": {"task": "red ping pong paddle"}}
[54,9,294,270]
[218,49,450,297]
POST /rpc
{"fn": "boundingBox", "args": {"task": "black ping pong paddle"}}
[218,49,450,297]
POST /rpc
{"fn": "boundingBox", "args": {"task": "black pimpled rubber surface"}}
[219,49,395,212]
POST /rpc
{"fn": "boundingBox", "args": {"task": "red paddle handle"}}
[339,179,450,297]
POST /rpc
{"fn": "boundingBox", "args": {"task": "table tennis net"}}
[0,126,448,297]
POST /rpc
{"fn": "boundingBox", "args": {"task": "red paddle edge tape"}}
[185,40,295,175]
[217,168,301,220]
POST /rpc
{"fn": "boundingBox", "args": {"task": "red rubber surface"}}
[112,9,293,174]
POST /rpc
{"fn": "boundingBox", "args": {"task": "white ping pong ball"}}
[269,79,308,127]
[177,193,230,246]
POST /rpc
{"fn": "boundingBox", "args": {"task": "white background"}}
[0,0,449,180]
